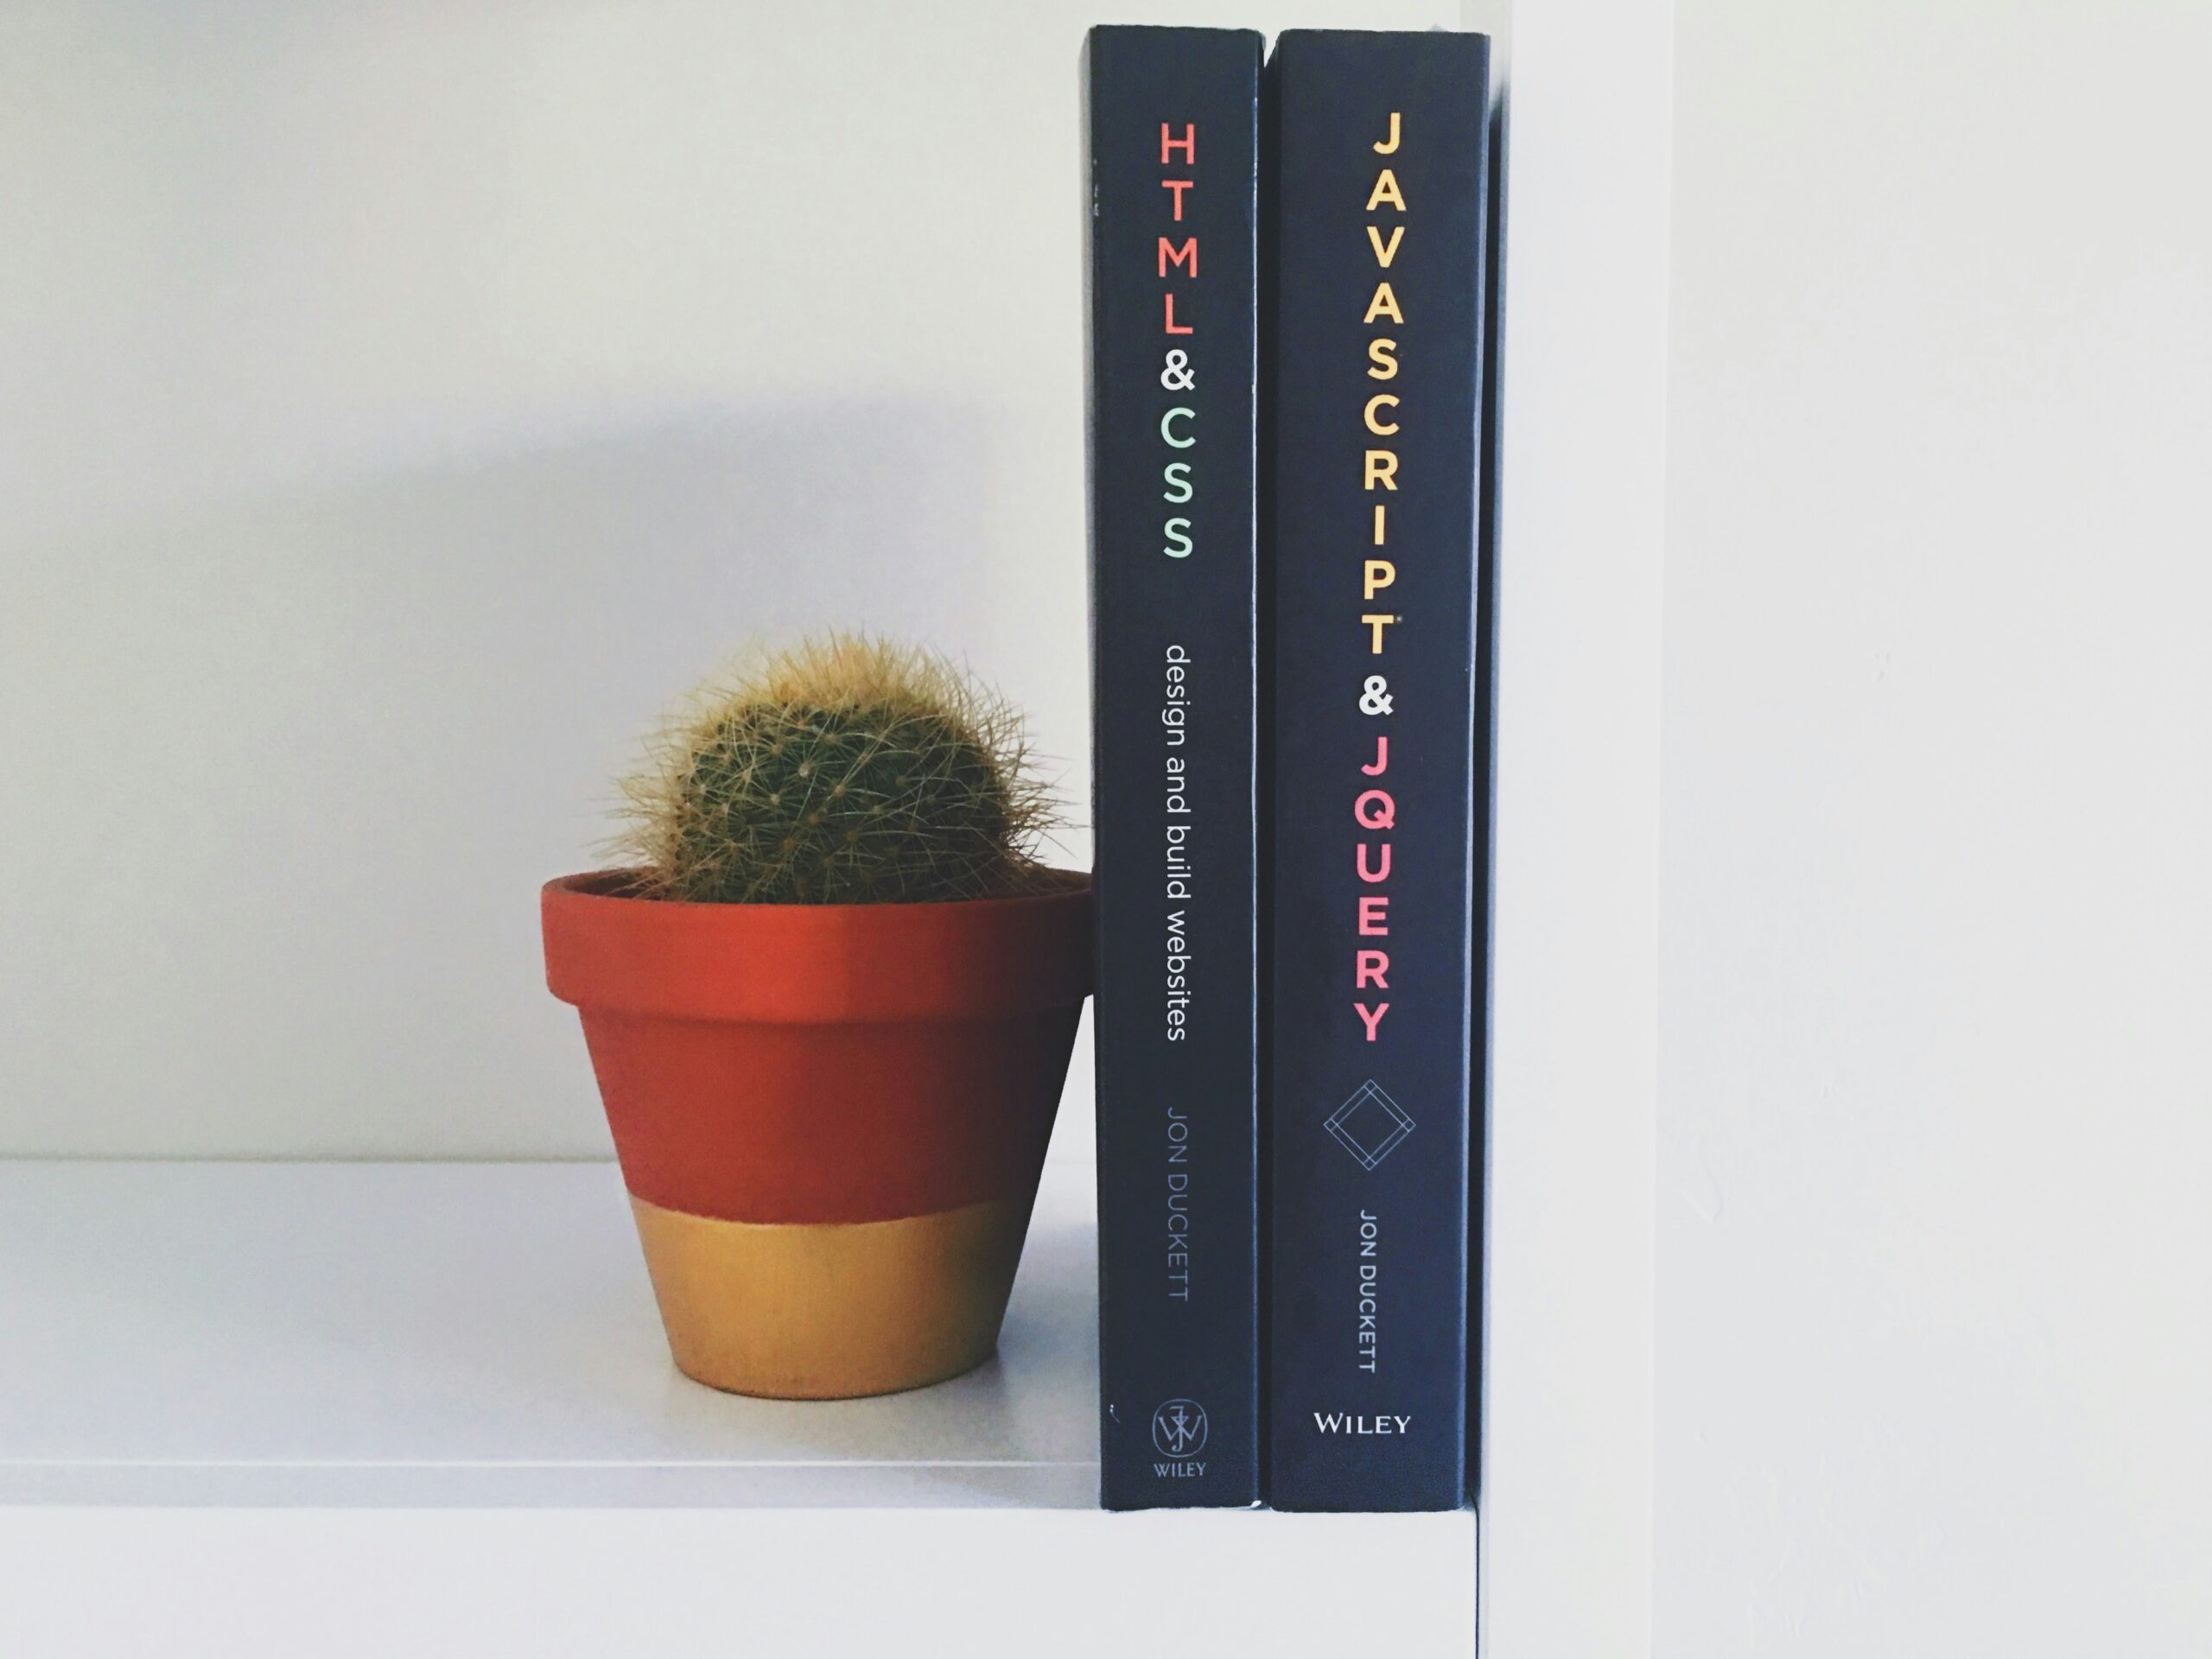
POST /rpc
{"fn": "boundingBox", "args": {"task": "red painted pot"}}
[543,868,1092,1399]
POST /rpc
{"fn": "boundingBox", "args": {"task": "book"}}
[1262,27,1491,1513]
[1083,24,1264,1511]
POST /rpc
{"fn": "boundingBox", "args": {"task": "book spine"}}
[1084,26,1263,1511]
[1263,29,1491,1513]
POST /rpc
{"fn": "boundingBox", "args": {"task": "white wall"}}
[0,0,1459,1158]
[1662,2,2212,1650]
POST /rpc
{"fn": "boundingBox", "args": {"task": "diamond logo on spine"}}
[1151,1398,1209,1457]
[1325,1079,1416,1171]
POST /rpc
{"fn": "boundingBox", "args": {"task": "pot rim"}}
[543,865,1094,1023]
[546,863,1090,915]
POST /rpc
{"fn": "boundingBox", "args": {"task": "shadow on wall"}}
[0,398,1046,1158]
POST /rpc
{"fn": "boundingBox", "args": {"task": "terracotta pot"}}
[543,868,1092,1399]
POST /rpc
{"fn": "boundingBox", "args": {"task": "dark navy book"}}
[1083,24,1262,1511]
[1262,29,1491,1513]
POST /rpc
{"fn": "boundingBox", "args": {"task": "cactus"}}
[621,636,1054,905]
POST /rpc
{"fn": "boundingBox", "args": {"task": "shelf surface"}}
[0,1158,1103,1507]
[0,1157,1475,1649]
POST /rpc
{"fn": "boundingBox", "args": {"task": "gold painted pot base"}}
[629,1194,1034,1399]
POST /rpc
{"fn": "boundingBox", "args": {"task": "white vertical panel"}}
[1469,0,1669,1653]
[1662,3,2212,1650]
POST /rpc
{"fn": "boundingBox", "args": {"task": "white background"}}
[1663,1,2212,1651]
[1,0,1455,1161]
[4,0,2209,1650]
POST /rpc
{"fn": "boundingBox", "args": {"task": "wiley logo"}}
[1313,1413,1414,1435]
[1151,1397,1209,1478]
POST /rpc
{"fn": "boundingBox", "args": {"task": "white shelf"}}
[0,1157,1109,1509]
[0,1156,1475,1653]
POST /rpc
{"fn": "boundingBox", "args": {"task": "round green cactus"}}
[623,638,1053,905]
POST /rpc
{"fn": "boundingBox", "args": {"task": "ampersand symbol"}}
[1359,677,1393,716]
[1160,349,1195,391]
